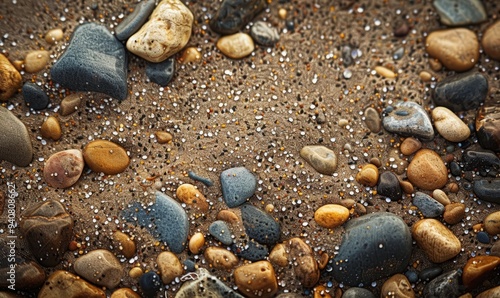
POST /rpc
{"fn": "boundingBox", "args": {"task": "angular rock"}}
[74,249,122,289]
[476,99,500,152]
[115,0,156,41]
[0,53,22,101]
[382,101,434,141]
[0,106,33,166]
[250,21,279,47]
[240,204,280,245]
[59,93,82,116]
[413,192,445,218]
[433,72,488,112]
[210,0,267,35]
[474,179,500,204]
[482,20,500,61]
[175,268,244,298]
[38,270,106,298]
[146,58,175,86]
[433,0,487,26]
[220,167,256,207]
[423,270,462,298]
[412,219,461,263]
[209,220,233,245]
[300,145,338,175]
[377,171,402,201]
[22,82,49,110]
[44,149,84,189]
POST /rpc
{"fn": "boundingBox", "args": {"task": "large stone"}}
[382,101,434,141]
[74,249,123,289]
[38,270,106,298]
[433,0,487,26]
[210,0,267,35]
[433,72,488,112]
[0,106,33,166]
[220,167,256,207]
[0,53,22,101]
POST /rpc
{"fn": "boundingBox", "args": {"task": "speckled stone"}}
[433,0,486,26]
[332,212,412,286]
[44,149,84,189]
[474,179,500,204]
[217,33,255,59]
[407,149,448,191]
[377,171,403,201]
[382,101,434,141]
[364,107,381,133]
[412,219,461,263]
[462,148,500,171]
[210,0,267,35]
[0,106,33,166]
[381,274,415,298]
[83,139,130,175]
[112,231,136,258]
[146,58,175,86]
[484,211,500,235]
[234,261,277,298]
[423,270,462,297]
[241,204,280,245]
[433,72,488,112]
[74,249,122,289]
[204,246,239,270]
[250,21,279,47]
[115,0,156,41]
[342,287,376,298]
[482,21,500,61]
[220,167,256,207]
[157,251,183,284]
[432,107,470,142]
[38,270,106,298]
[413,192,445,218]
[175,268,244,298]
[22,82,49,110]
[476,100,500,152]
[288,238,320,288]
[232,238,269,261]
[209,220,233,245]
[0,53,22,101]
[139,271,162,298]
[300,145,338,175]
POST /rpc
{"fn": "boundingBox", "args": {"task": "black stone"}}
[232,238,268,261]
[210,0,267,35]
[473,179,500,204]
[377,171,402,201]
[462,148,500,171]
[419,266,443,281]
[240,204,280,245]
[114,0,156,41]
[476,99,500,152]
[22,82,49,110]
[139,271,162,298]
[423,269,462,298]
[413,192,444,218]
[433,72,488,112]
[146,58,175,86]
[449,161,462,176]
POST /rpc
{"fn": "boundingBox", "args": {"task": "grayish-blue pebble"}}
[183,259,196,272]
[188,170,213,187]
[232,239,268,261]
[22,82,49,110]
[209,220,233,245]
[250,21,280,47]
[342,287,376,298]
[477,231,490,244]
[115,0,156,41]
[473,179,500,204]
[413,192,445,218]
[433,0,487,26]
[220,167,256,208]
[405,269,419,283]
[383,101,434,141]
[146,58,175,86]
[240,204,280,245]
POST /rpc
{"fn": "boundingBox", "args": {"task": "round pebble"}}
[443,203,466,225]
[189,232,205,254]
[180,47,202,63]
[74,249,123,289]
[407,149,448,191]
[419,266,443,281]
[217,209,239,224]
[482,20,500,61]
[300,145,338,175]
[400,137,422,156]
[217,33,255,59]
[476,231,490,244]
[45,28,64,44]
[204,246,239,270]
[113,231,136,258]
[38,270,105,298]
[381,274,415,298]
[314,204,350,229]
[432,189,451,206]
[157,251,183,284]
[129,267,143,279]
[139,271,162,298]
[83,139,130,175]
[432,107,470,142]
[0,53,22,101]
[343,287,376,298]
[22,82,49,110]
[24,50,50,73]
[234,261,278,298]
[419,71,432,82]
[356,164,379,187]
[462,255,500,288]
[43,149,84,189]
[484,211,500,235]
[111,288,141,298]
[41,116,62,141]
[176,183,209,212]
[412,219,461,263]
[220,167,256,207]
[155,131,173,144]
[400,180,414,194]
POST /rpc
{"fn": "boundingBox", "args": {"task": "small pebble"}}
[462,255,500,288]
[180,47,202,63]
[476,231,490,244]
[210,0,267,34]
[176,183,209,212]
[484,211,500,235]
[41,116,62,141]
[375,66,396,79]
[407,149,448,191]
[38,270,105,298]
[155,131,173,144]
[429,58,442,72]
[74,249,122,289]
[217,209,239,224]
[338,118,349,127]
[419,71,432,82]
[314,204,349,229]
[189,232,205,254]
[146,58,175,86]
[474,179,500,204]
[209,220,233,245]
[234,261,278,298]
[220,167,256,207]
[45,28,64,44]
[22,82,49,110]
[482,20,500,61]
[59,93,82,116]
[241,204,281,245]
[412,219,461,263]
[405,269,419,283]
[342,287,376,298]
[363,108,381,133]
[113,231,136,258]
[432,189,451,206]
[356,164,379,187]
[24,50,50,73]
[232,238,269,261]
[204,246,239,270]
[278,8,287,20]
[250,21,280,47]
[443,203,465,225]
[176,268,242,297]
[83,139,130,175]
[129,267,143,279]
[111,288,141,298]
[114,0,156,41]
[300,145,338,175]
[381,274,415,298]
[377,171,403,201]
[419,266,443,281]
[400,180,414,195]
[449,161,462,176]
[157,251,183,284]
[139,271,162,298]
[393,19,410,37]
[0,53,22,101]
[43,149,84,189]
[400,137,422,156]
[217,33,255,59]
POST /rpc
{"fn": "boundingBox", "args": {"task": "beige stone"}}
[60,93,82,116]
[476,285,500,298]
[374,66,396,79]
[204,246,239,270]
[300,145,338,175]
[269,243,288,267]
[38,270,106,298]
[407,149,448,191]
[83,140,130,175]
[217,33,255,59]
[234,261,278,298]
[314,204,350,229]
[176,183,209,212]
[381,274,415,298]
[400,137,422,156]
[482,20,500,61]
[419,71,432,82]
[45,28,64,44]
[484,211,500,235]
[412,219,461,263]
[432,189,451,206]
[24,50,50,73]
[73,249,123,289]
[113,231,136,258]
[155,131,173,144]
[157,251,183,284]
[432,107,470,142]
[129,267,143,279]
[0,53,22,101]
[41,116,62,141]
[217,209,239,224]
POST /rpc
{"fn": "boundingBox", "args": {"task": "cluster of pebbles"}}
[0,0,500,297]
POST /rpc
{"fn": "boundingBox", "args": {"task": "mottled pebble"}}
[432,189,451,206]
[157,251,183,284]
[288,238,320,288]
[412,219,461,263]
[463,148,500,171]
[209,220,233,245]
[146,58,175,86]
[269,243,288,267]
[484,211,500,235]
[433,0,486,26]
[176,268,244,298]
[241,204,280,245]
[476,100,500,152]
[83,139,130,175]
[44,149,84,189]
[45,28,64,44]
[407,149,447,191]
[189,232,205,254]
[443,203,465,225]
[217,33,255,59]
[250,21,279,47]
[113,231,136,258]
[400,137,421,156]
[22,82,49,110]
[232,238,269,261]
[0,54,22,101]
[314,204,350,229]
[176,183,209,212]
[300,145,338,175]
[482,20,500,60]
[115,0,156,41]
[381,274,415,298]
[413,192,445,218]
[375,66,396,79]
[0,106,33,166]
[476,285,500,298]
[41,116,62,141]
[220,167,256,207]
[24,50,49,73]
[432,107,470,142]
[419,266,443,281]
[462,255,500,288]
[204,246,239,270]
[377,171,402,201]
[210,0,267,35]
[364,107,381,133]
[474,179,500,204]
[111,288,141,298]
[433,71,488,112]
[356,164,379,187]
[59,93,82,116]
[234,261,277,298]
[38,270,105,298]
[423,270,462,298]
[180,47,202,63]
[476,231,490,244]
[139,271,162,298]
[342,287,376,298]
[382,101,434,141]
[74,249,122,289]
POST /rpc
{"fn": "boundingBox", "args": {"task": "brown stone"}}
[0,53,22,101]
[83,139,130,175]
[180,47,202,63]
[73,249,123,289]
[400,180,414,194]
[157,251,183,284]
[462,255,500,288]
[155,131,173,144]
[443,203,465,225]
[476,285,500,298]
[412,219,461,263]
[217,209,239,224]
[24,50,50,73]
[484,211,500,235]
[269,243,288,267]
[41,116,62,141]
[234,261,278,298]
[38,270,106,298]
[204,246,239,270]
[407,149,448,191]
[60,93,82,116]
[176,183,209,212]
[355,164,379,187]
[0,244,45,290]
[381,274,415,298]
[289,238,320,288]
[110,288,141,298]
[113,231,136,258]
[476,100,500,152]
[43,149,84,189]
[482,20,500,61]
[400,137,422,156]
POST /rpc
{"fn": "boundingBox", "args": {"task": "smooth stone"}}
[45,28,64,44]
[393,19,410,37]
[155,131,173,144]
[176,183,209,212]
[184,259,196,272]
[364,107,381,133]
[382,101,434,141]
[129,267,143,279]
[24,50,50,73]
[463,148,500,172]
[375,66,396,79]
[450,161,462,176]
[74,249,122,289]
[433,72,488,112]
[0,240,45,289]
[405,270,419,283]
[146,57,175,86]
[491,241,500,257]
[400,137,422,156]
[204,246,239,270]
[234,261,278,298]
[0,54,22,101]
[432,107,470,142]
[412,219,461,263]
[232,238,269,261]
[462,255,500,288]
[423,270,462,298]
[51,23,128,100]
[269,243,288,267]
[139,271,162,298]
[41,116,62,141]
[112,231,136,258]
[179,47,202,63]
[0,106,33,166]
[413,192,445,218]
[217,209,240,224]
[420,266,443,281]
[241,204,280,245]
[22,82,49,110]
[400,180,414,195]
[433,0,487,26]
[332,212,412,286]
[59,93,82,116]
[393,47,405,60]
[356,164,379,187]
[476,100,500,151]
[482,20,500,60]
[288,238,320,288]
[43,149,84,189]
[342,287,376,298]
[484,211,500,235]
[38,270,106,298]
[175,268,244,298]
[83,139,130,175]
[474,179,500,204]
[381,274,415,298]
[377,171,402,201]
[443,203,466,225]
[111,288,141,298]
[20,200,73,267]
[157,251,183,284]
[210,0,267,35]
[127,0,193,62]
[188,232,205,254]
[220,167,256,207]
[209,220,233,245]
[115,0,156,41]
[407,149,448,191]
[432,189,451,206]
[477,285,500,298]
[217,33,255,59]
[250,21,279,47]
[477,231,490,243]
[314,204,350,229]
[300,145,338,175]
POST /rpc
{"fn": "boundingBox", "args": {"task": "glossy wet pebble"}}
[220,167,256,207]
[412,219,461,263]
[474,179,500,205]
[23,82,49,110]
[482,20,500,60]
[115,0,156,41]
[0,53,22,101]
[433,71,488,112]
[377,171,402,201]
[332,212,412,286]
[382,101,434,141]
[176,183,209,212]
[44,149,84,189]
[400,137,421,156]
[188,232,205,254]
[209,220,233,245]
[413,192,444,218]
[423,270,462,298]
[300,145,338,175]
[433,0,486,26]
[176,268,244,298]
[41,116,62,141]
[157,251,183,284]
[443,203,466,225]
[355,164,379,187]
[250,21,279,47]
[407,149,447,191]
[241,204,280,245]
[112,231,136,258]
[83,139,130,175]
[139,271,162,298]
[45,28,64,44]
[74,249,122,289]
[204,246,239,269]
[432,107,470,142]
[146,57,175,86]
[426,28,479,71]
[381,274,415,298]
[476,100,500,152]
[38,270,105,298]
[314,204,350,229]
[288,238,320,288]
[484,211,500,235]
[217,33,255,59]
[0,106,33,166]
[234,261,277,298]
[210,0,267,34]
[462,256,500,288]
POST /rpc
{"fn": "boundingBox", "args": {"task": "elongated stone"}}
[210,0,267,35]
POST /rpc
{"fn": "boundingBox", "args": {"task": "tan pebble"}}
[278,8,287,19]
[381,274,415,298]
[338,118,349,127]
[400,180,414,194]
[432,107,470,142]
[188,232,205,254]
[487,240,500,257]
[355,164,379,187]
[473,223,484,233]
[370,157,382,168]
[180,47,201,63]
[0,53,22,101]
[269,243,289,267]
[38,270,106,298]
[313,285,332,298]
[314,204,350,229]
[443,203,465,225]
[59,93,82,116]
[217,33,254,59]
[400,137,422,155]
[45,28,64,44]
[407,149,448,191]
[419,71,432,82]
[482,20,500,61]
[425,28,479,72]
[217,209,239,224]
[412,218,461,263]
[24,50,50,73]
[83,140,130,175]
[300,145,338,175]
[234,261,278,298]
[155,131,173,144]
[429,58,442,72]
[265,203,274,213]
[458,294,473,298]
[462,255,500,288]
[113,231,136,258]
[318,252,329,270]
[41,116,62,141]
[110,288,141,298]
[157,251,183,284]
[129,267,143,279]
[73,249,123,289]
[375,66,397,79]
[204,247,239,270]
[484,211,500,235]
[12,59,24,71]
[477,285,500,298]
[44,149,84,189]
[432,189,451,206]
[289,238,320,288]
[447,182,459,193]
[176,183,208,212]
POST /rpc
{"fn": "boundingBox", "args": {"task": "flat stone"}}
[59,93,82,116]
[0,53,22,101]
[51,23,128,100]
[20,200,73,267]
[44,149,84,188]
[146,58,175,86]
[476,99,500,152]
[127,0,193,63]
[443,203,465,225]
[377,171,402,201]
[407,149,448,191]
[300,145,338,175]
[176,183,209,212]
[234,261,277,298]
[432,107,470,142]
[83,139,130,175]
[115,0,156,41]
[250,21,279,47]
[412,219,461,263]
[433,0,487,26]
[381,274,415,298]
[332,212,412,286]
[209,220,233,245]
[217,33,255,59]
[364,107,381,133]
[423,270,462,298]
[220,167,256,207]
[462,148,500,171]
[433,72,488,112]
[382,101,434,141]
[139,271,162,298]
[474,179,500,204]
[24,50,50,73]
[288,238,320,288]
[157,251,183,284]
[74,249,122,289]
[204,246,239,270]
[462,255,500,288]
[425,28,479,72]
[210,0,267,35]
[484,211,500,235]
[0,106,33,166]
[314,204,350,229]
[482,20,500,61]
[342,287,376,298]
[175,268,244,298]
[38,270,106,298]
[240,204,280,245]
[22,82,49,110]
[413,192,444,218]
[356,164,379,187]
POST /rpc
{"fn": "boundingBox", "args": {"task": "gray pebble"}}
[250,21,279,47]
[146,57,175,86]
[433,0,487,26]
[240,204,280,245]
[473,179,500,204]
[0,106,33,166]
[115,0,156,41]
[419,266,443,281]
[382,101,434,141]
[220,167,256,208]
[433,72,488,112]
[413,192,445,218]
[22,82,49,110]
[209,220,233,245]
[342,287,376,298]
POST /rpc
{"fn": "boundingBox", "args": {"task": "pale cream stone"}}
[216,33,255,59]
[375,66,397,79]
[24,50,50,73]
[432,106,470,142]
[45,28,64,44]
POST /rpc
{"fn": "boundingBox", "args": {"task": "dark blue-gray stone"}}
[476,101,500,152]
[377,171,402,201]
[232,238,268,261]
[114,0,156,41]
[146,58,175,86]
[139,271,162,298]
[342,287,376,298]
[210,0,267,35]
[413,192,444,218]
[477,231,490,244]
[462,148,500,171]
[176,268,244,298]
[332,212,412,286]
[382,101,434,141]
[419,266,443,281]
[250,21,279,47]
[51,23,128,100]
[122,191,189,253]
[209,220,233,245]
[433,72,488,112]
[433,0,487,26]
[423,269,462,298]
[240,204,280,245]
[405,269,419,283]
[183,259,196,272]
[473,179,500,204]
[220,167,256,207]
[22,82,49,110]
[449,161,462,176]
